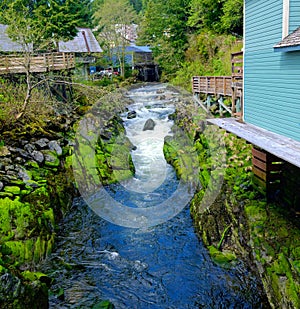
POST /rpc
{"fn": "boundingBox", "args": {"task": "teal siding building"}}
[244,0,300,142]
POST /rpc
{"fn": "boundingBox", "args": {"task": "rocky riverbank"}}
[164,98,300,308]
[0,130,76,308]
[0,89,134,307]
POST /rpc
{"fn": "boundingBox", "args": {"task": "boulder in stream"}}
[127,111,137,119]
[143,118,156,131]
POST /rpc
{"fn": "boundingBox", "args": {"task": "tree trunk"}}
[16,58,32,120]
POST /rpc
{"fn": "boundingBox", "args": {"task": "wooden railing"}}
[0,52,75,74]
[192,76,232,96]
[192,51,243,117]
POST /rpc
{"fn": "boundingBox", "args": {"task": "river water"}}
[42,84,267,308]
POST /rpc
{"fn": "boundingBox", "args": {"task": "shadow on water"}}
[41,84,267,308]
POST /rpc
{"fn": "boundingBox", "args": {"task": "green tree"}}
[129,0,143,12]
[221,0,243,36]
[93,0,138,77]
[187,0,225,32]
[138,0,190,78]
[187,0,243,36]
[0,0,88,119]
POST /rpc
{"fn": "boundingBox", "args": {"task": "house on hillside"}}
[110,44,159,81]
[193,0,300,212]
[125,45,158,81]
[58,27,103,78]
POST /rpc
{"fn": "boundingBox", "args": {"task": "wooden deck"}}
[0,52,75,74]
[192,51,243,117]
[207,117,300,169]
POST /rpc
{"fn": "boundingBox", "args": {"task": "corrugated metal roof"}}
[58,28,102,53]
[274,26,300,51]
[0,24,33,52]
[0,25,102,53]
[126,45,152,53]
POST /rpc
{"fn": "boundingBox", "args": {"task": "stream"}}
[41,84,266,308]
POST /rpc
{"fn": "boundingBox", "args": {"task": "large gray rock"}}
[127,111,137,119]
[48,140,62,156]
[34,138,49,149]
[143,118,156,131]
[24,143,36,154]
[31,150,44,163]
[16,166,31,181]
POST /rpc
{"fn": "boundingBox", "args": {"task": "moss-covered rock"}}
[4,186,21,195]
[167,99,300,308]
[245,201,300,309]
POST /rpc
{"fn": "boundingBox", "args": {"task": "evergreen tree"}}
[187,0,243,36]
[138,0,190,77]
[93,0,138,77]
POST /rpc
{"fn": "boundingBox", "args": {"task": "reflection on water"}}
[41,84,267,308]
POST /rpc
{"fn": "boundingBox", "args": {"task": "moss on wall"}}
[166,99,300,308]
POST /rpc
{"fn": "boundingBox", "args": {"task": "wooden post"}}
[207,95,211,109]
[218,96,223,116]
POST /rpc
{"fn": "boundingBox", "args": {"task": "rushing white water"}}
[120,85,176,194]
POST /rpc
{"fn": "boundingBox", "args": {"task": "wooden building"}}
[0,25,102,76]
[193,0,300,212]
[112,45,159,81]
[58,27,103,78]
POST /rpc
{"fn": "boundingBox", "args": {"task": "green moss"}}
[24,186,50,208]
[25,161,40,169]
[3,239,34,264]
[92,300,115,309]
[43,150,60,167]
[21,270,49,282]
[0,192,14,198]
[4,186,21,195]
[208,245,237,267]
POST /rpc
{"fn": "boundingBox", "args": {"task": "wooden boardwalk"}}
[192,51,243,117]
[207,117,300,169]
[0,52,75,74]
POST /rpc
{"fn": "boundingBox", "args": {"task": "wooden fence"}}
[192,76,232,96]
[0,52,75,74]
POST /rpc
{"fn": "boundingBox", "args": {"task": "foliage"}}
[0,0,91,49]
[93,0,138,77]
[221,0,243,36]
[187,0,243,36]
[136,0,243,79]
[0,78,55,130]
[137,0,189,77]
[0,0,93,120]
[172,32,242,90]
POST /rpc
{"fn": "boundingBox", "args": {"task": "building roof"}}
[0,25,102,53]
[58,28,102,53]
[0,24,33,52]
[274,26,300,52]
[126,45,152,53]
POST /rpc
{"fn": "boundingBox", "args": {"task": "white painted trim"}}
[282,0,290,38]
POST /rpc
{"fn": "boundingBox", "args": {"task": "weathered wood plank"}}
[252,166,267,181]
[207,117,300,169]
[252,147,267,161]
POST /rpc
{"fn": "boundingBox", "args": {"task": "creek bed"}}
[41,84,266,308]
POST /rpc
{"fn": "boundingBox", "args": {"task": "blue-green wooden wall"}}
[244,0,300,141]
